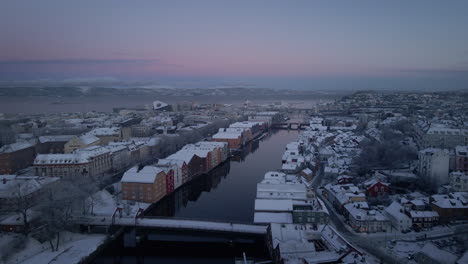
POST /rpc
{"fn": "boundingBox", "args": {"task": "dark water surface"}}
[146,129,300,222]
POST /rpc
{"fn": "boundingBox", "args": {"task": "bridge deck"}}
[74,216,268,235]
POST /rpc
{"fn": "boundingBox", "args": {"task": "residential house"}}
[385,201,412,231]
[363,179,389,197]
[344,203,390,233]
[409,210,439,228]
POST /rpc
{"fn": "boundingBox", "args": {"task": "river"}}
[92,129,299,263]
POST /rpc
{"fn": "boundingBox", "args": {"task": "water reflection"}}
[145,129,299,222]
[146,161,231,217]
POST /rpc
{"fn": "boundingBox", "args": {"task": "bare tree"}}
[39,180,84,251]
[11,181,37,234]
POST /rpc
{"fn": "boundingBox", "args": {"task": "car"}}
[401,229,410,234]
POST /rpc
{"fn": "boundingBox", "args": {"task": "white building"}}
[384,201,412,231]
[418,148,450,187]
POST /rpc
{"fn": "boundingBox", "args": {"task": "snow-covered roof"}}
[363,179,389,188]
[157,158,185,168]
[385,201,411,222]
[78,134,100,145]
[455,145,468,157]
[409,211,438,218]
[254,212,292,224]
[229,121,264,129]
[0,176,60,198]
[431,192,468,209]
[212,132,241,139]
[257,183,307,200]
[344,203,389,222]
[255,199,293,212]
[0,141,35,153]
[121,166,165,184]
[34,153,90,165]
[38,135,74,143]
[87,127,120,136]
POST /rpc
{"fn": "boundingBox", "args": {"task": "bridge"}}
[73,215,268,235]
[271,122,309,130]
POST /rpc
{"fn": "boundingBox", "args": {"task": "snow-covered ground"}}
[85,188,151,218]
[387,241,423,260]
[1,232,106,264]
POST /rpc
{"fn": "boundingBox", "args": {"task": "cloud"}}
[0,58,157,65]
[396,67,468,74]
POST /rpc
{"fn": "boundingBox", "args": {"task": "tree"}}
[39,180,84,251]
[11,181,36,234]
[354,136,417,175]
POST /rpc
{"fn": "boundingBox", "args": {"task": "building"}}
[211,128,245,149]
[419,125,468,150]
[449,171,468,192]
[343,203,390,233]
[430,192,468,223]
[152,100,172,111]
[266,224,365,264]
[229,121,265,140]
[0,175,60,211]
[0,141,36,174]
[309,117,327,131]
[34,146,111,179]
[336,175,353,185]
[64,134,100,153]
[106,144,131,172]
[166,141,228,179]
[409,210,439,228]
[384,201,412,231]
[322,183,366,213]
[363,179,389,197]
[36,135,74,154]
[157,159,188,188]
[254,198,329,225]
[86,127,125,145]
[299,168,314,181]
[418,148,450,187]
[455,146,468,172]
[121,166,167,203]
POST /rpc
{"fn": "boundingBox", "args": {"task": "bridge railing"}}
[141,215,259,226]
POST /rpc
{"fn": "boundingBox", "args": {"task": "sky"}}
[1,0,468,90]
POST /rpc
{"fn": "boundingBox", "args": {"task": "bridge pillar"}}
[124,228,137,248]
